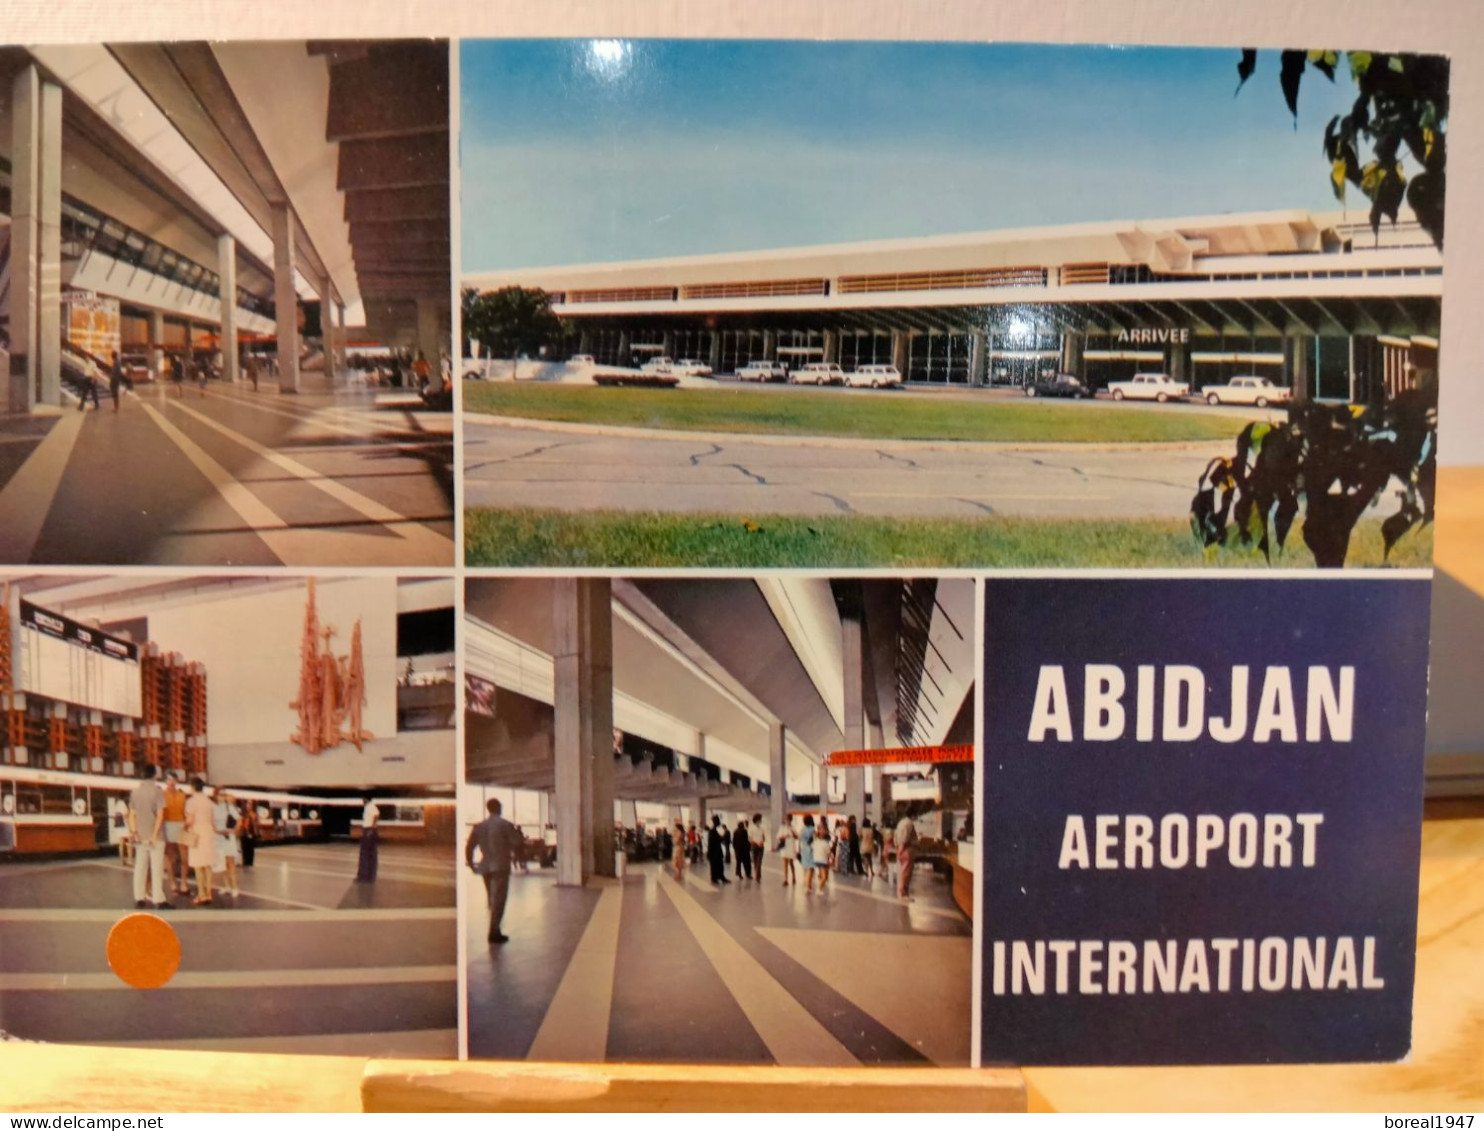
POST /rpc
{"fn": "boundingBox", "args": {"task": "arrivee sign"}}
[980,576,1432,1064]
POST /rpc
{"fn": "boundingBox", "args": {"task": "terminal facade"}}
[466,208,1442,402]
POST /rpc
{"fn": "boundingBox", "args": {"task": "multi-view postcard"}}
[0,41,454,567]
[459,40,1445,570]
[0,29,1455,1096]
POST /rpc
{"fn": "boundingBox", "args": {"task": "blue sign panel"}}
[980,577,1432,1065]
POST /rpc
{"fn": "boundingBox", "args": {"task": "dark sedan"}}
[1024,373,1095,399]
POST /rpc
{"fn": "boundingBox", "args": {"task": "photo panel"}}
[460,574,976,1066]
[458,39,1445,571]
[0,572,458,1056]
[0,40,455,569]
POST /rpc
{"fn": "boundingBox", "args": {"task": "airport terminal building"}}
[466,208,1442,402]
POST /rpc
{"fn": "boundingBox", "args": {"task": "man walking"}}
[895,811,918,900]
[356,796,380,883]
[127,765,169,909]
[749,813,767,882]
[466,798,525,944]
[109,350,126,413]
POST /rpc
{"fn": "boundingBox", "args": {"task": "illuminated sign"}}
[827,743,974,766]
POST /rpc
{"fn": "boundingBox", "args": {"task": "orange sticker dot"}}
[106,912,182,989]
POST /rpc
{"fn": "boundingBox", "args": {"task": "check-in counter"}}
[951,839,974,918]
[3,814,97,853]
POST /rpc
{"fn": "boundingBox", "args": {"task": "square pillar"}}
[1061,331,1086,379]
[148,311,165,381]
[891,329,908,375]
[335,301,349,378]
[217,234,240,385]
[708,330,721,372]
[841,609,866,824]
[970,330,989,386]
[768,722,786,843]
[553,578,615,886]
[416,298,443,373]
[9,65,63,412]
[271,202,300,393]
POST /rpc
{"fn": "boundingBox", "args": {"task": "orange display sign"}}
[828,743,974,766]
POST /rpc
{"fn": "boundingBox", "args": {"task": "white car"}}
[1106,373,1190,403]
[736,359,787,382]
[790,362,846,385]
[844,364,903,388]
[672,358,714,377]
[640,356,675,375]
[1201,375,1292,408]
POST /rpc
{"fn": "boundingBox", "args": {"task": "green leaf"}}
[1348,51,1373,79]
[1235,48,1257,94]
[1389,56,1406,73]
[1280,50,1307,123]
[1331,158,1348,200]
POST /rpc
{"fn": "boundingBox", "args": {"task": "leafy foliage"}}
[1237,50,1448,247]
[463,286,564,362]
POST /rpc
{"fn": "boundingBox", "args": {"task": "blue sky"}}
[461,40,1364,272]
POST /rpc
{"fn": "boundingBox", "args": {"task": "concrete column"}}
[552,578,614,885]
[707,331,721,372]
[8,66,41,413]
[617,332,629,364]
[970,330,989,386]
[879,771,894,824]
[763,330,776,361]
[891,329,908,376]
[867,721,885,825]
[823,329,839,365]
[1061,331,1086,379]
[8,66,62,412]
[336,301,349,378]
[841,610,866,824]
[217,234,239,385]
[148,311,165,381]
[1287,333,1313,404]
[1170,339,1190,385]
[661,330,675,359]
[415,298,443,369]
[768,722,786,842]
[37,79,61,409]
[271,202,300,393]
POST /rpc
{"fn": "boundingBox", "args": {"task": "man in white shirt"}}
[749,813,768,880]
[355,797,380,883]
[895,812,918,900]
[127,765,169,908]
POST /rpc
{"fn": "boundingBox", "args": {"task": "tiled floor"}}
[465,855,972,1066]
[0,842,457,1055]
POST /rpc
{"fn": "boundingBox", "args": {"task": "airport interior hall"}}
[0,574,458,1056]
[462,576,976,1066]
[0,41,453,567]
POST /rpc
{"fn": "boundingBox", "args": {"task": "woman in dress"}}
[184,779,216,904]
[216,791,241,898]
[778,818,798,887]
[860,817,877,880]
[671,820,687,882]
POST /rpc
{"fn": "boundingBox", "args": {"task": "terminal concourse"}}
[0,42,454,566]
[462,576,976,1065]
[0,574,459,1054]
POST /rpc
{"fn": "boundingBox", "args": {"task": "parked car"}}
[1025,373,1095,399]
[672,358,714,377]
[790,362,846,385]
[844,363,903,388]
[736,359,788,382]
[1201,375,1291,408]
[1106,373,1190,403]
[640,356,675,375]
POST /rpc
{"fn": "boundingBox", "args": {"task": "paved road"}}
[0,378,454,566]
[463,417,1229,520]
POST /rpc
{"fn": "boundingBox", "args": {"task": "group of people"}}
[667,811,920,899]
[75,350,130,413]
[125,766,259,908]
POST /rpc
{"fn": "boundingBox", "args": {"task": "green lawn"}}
[465,508,1433,569]
[463,382,1244,444]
